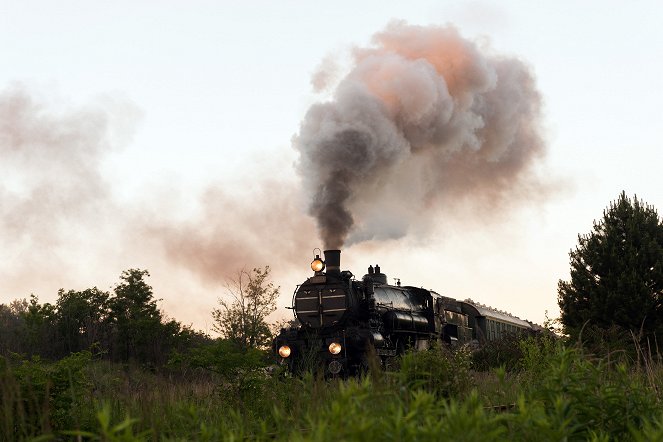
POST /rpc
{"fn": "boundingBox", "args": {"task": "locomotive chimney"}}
[324,249,341,277]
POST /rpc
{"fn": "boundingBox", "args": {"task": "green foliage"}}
[212,266,279,351]
[0,299,29,355]
[1,351,92,438]
[518,334,561,380]
[576,323,636,361]
[558,191,663,348]
[470,332,559,374]
[397,344,472,397]
[0,269,207,368]
[471,333,528,372]
[62,404,152,441]
[295,379,505,442]
[523,345,659,439]
[56,287,110,355]
[185,338,279,417]
[108,269,165,363]
[188,339,268,379]
[631,415,663,441]
[23,295,58,358]
[1,341,663,440]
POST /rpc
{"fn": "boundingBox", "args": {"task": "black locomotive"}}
[274,249,535,376]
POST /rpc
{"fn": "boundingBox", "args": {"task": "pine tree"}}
[558,192,663,344]
[108,269,164,362]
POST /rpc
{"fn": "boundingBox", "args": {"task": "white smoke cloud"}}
[0,85,314,307]
[294,21,548,249]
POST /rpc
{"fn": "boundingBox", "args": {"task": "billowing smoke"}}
[294,21,546,249]
[142,179,316,285]
[0,84,313,307]
[0,85,155,299]
[0,86,120,279]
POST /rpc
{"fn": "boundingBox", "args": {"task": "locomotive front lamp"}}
[311,255,325,272]
[278,345,291,358]
[328,342,342,355]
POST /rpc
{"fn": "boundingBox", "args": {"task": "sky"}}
[1,1,662,333]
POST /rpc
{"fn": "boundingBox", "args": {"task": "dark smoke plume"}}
[294,21,547,249]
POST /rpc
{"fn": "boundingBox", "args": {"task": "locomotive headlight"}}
[328,342,342,355]
[311,256,325,272]
[278,345,291,358]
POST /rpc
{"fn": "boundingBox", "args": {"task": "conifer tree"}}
[558,192,663,343]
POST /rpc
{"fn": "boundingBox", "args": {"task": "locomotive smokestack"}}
[324,249,341,277]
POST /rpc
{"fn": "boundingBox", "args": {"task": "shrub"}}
[471,333,526,372]
[397,344,472,398]
[472,332,559,373]
[525,346,659,439]
[1,351,93,438]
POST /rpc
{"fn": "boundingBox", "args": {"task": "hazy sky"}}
[1,1,662,332]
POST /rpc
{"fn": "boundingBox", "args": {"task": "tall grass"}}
[3,339,663,441]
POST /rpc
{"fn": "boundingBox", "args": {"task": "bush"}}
[576,323,638,362]
[523,346,659,439]
[471,332,559,373]
[4,336,663,440]
[471,333,527,372]
[279,377,505,442]
[397,344,472,398]
[1,351,93,438]
[518,334,562,383]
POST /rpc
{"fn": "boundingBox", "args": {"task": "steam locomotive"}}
[273,249,535,376]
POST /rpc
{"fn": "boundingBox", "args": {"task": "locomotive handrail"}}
[291,285,301,306]
[375,301,416,313]
[375,301,394,308]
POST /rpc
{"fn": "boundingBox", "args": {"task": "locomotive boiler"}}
[273,249,534,376]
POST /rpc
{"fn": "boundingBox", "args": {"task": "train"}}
[273,249,538,376]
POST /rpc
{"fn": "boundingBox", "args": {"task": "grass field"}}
[2,336,663,441]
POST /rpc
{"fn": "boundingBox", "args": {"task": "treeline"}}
[0,269,209,366]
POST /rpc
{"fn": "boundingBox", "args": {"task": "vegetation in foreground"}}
[2,334,663,441]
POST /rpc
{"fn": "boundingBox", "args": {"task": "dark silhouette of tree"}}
[558,192,663,346]
[0,299,28,354]
[212,266,279,351]
[55,287,110,354]
[23,295,58,358]
[0,269,208,365]
[108,269,165,362]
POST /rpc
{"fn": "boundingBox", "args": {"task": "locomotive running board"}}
[376,349,397,356]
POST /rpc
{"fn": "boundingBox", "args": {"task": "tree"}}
[55,287,110,354]
[108,269,164,362]
[0,299,28,355]
[23,295,58,358]
[212,266,279,351]
[558,192,663,345]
